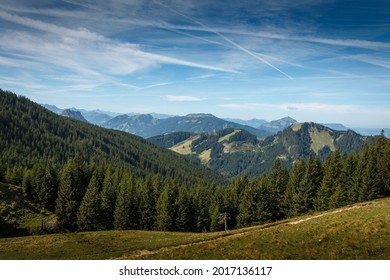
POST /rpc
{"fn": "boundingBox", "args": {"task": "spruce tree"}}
[113,174,139,230]
[55,155,89,231]
[237,181,261,227]
[155,183,178,231]
[191,185,212,232]
[300,154,323,212]
[77,171,103,231]
[210,204,222,232]
[256,175,277,223]
[55,161,79,231]
[100,167,117,230]
[315,150,341,211]
[329,154,349,209]
[176,186,192,232]
[283,158,306,217]
[266,159,289,220]
[138,177,157,230]
[360,145,381,201]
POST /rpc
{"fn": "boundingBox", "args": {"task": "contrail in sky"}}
[155,1,293,80]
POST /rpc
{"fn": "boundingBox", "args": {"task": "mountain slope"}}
[0,89,225,185]
[102,114,159,137]
[151,123,372,178]
[61,109,89,123]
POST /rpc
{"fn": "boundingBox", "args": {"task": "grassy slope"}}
[169,135,200,155]
[1,198,389,260]
[0,183,57,237]
[309,127,336,154]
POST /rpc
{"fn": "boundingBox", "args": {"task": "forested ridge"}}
[0,89,389,236]
[0,89,224,186]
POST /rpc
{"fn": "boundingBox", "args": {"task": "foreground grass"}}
[0,198,389,260]
[0,230,224,260]
[134,199,390,260]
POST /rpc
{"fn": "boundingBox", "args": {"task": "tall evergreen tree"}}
[255,175,278,223]
[360,144,381,201]
[210,204,222,232]
[265,159,289,220]
[138,177,157,230]
[315,150,341,211]
[283,158,306,217]
[55,160,79,231]
[176,186,192,232]
[237,181,261,227]
[191,185,212,232]
[77,171,103,231]
[113,174,139,230]
[55,155,89,231]
[100,167,118,230]
[329,154,349,208]
[155,182,178,231]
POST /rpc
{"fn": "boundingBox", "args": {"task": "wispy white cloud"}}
[0,10,239,81]
[219,102,359,113]
[186,74,222,80]
[156,1,293,80]
[136,82,172,91]
[165,95,207,102]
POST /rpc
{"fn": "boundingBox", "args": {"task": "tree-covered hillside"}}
[0,89,224,186]
[150,123,373,178]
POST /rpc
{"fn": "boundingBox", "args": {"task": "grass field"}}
[0,198,389,260]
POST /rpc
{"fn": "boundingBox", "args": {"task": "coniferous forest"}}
[0,89,389,236]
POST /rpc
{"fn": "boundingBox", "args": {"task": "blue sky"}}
[0,0,389,127]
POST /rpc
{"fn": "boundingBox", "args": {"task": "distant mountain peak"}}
[61,109,89,123]
[259,116,298,133]
[185,113,214,118]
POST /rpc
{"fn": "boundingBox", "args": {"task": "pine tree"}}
[155,182,178,231]
[100,167,117,230]
[283,158,306,217]
[138,177,157,230]
[346,153,360,204]
[329,154,349,208]
[210,204,222,232]
[300,154,323,212]
[224,175,248,229]
[237,181,261,227]
[265,159,289,220]
[55,155,89,231]
[22,169,33,196]
[55,161,79,231]
[113,174,139,230]
[191,185,212,232]
[77,171,103,231]
[315,150,341,211]
[255,175,277,223]
[176,186,192,232]
[38,160,59,211]
[360,144,381,201]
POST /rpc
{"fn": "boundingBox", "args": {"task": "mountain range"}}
[42,104,389,138]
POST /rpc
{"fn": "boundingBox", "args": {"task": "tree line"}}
[2,133,388,233]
